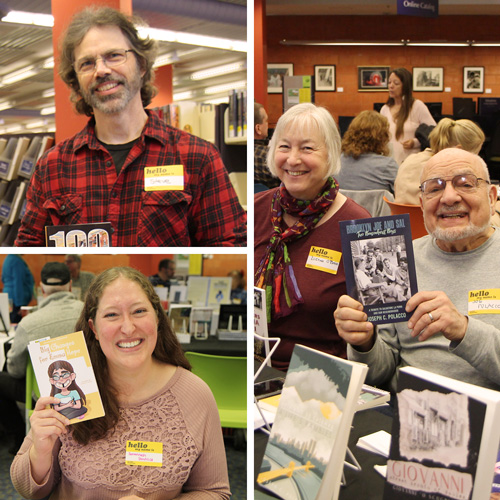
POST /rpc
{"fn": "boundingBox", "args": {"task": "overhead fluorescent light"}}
[1,10,54,27]
[138,27,246,53]
[25,119,48,129]
[281,40,404,46]
[5,124,23,134]
[40,105,56,115]
[471,42,500,47]
[42,88,55,98]
[406,41,469,46]
[42,57,54,69]
[191,62,246,81]
[173,91,194,101]
[203,97,231,105]
[2,65,38,85]
[0,101,12,111]
[204,80,246,95]
[153,52,180,68]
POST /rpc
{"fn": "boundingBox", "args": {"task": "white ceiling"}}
[265,0,500,16]
[0,0,247,135]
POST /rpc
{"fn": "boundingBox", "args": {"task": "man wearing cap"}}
[0,262,83,454]
[335,148,500,392]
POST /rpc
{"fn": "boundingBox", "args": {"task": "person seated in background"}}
[65,254,95,300]
[334,148,500,392]
[0,262,83,455]
[11,267,230,500]
[254,103,370,371]
[336,110,398,194]
[395,117,485,204]
[149,258,177,290]
[228,269,247,304]
[254,102,280,189]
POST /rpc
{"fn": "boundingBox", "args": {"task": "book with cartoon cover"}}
[28,330,105,424]
[339,214,418,325]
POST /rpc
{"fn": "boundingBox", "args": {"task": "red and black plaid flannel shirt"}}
[15,110,247,247]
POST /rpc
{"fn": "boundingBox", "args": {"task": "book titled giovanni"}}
[339,214,418,325]
[28,331,105,424]
[384,366,500,500]
[256,344,368,500]
[45,222,112,247]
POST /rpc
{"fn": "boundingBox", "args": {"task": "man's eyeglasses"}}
[74,49,134,75]
[51,371,71,381]
[419,173,490,198]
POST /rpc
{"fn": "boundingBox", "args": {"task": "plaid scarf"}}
[255,177,339,322]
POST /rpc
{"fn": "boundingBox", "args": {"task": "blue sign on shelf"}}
[397,0,438,18]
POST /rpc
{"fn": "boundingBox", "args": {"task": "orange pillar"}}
[254,0,267,109]
[51,0,133,142]
[150,64,174,108]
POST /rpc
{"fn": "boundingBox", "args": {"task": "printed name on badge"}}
[144,165,184,191]
[468,288,500,315]
[125,440,163,467]
[305,246,341,275]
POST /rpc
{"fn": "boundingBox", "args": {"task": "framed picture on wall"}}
[412,67,444,92]
[463,66,484,93]
[358,66,390,91]
[314,65,336,91]
[267,63,294,94]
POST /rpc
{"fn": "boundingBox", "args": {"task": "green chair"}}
[25,357,40,433]
[184,352,247,429]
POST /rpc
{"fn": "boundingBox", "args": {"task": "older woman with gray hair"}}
[254,103,370,370]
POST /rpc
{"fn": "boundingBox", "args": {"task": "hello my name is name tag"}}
[144,165,184,191]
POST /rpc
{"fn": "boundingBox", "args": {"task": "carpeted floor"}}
[0,432,247,499]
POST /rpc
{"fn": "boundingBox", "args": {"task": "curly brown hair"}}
[71,267,190,445]
[341,110,390,159]
[58,6,158,117]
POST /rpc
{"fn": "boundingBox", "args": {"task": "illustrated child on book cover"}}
[48,360,88,420]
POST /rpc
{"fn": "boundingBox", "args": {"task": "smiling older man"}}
[334,147,500,391]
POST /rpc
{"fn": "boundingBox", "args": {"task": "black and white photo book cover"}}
[339,214,418,325]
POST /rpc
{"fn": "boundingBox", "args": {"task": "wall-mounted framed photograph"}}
[412,67,444,92]
[463,66,484,93]
[358,66,390,91]
[314,65,336,91]
[267,63,294,94]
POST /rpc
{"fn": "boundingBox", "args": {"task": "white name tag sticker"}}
[126,440,163,467]
[468,288,500,315]
[144,165,184,191]
[305,246,341,275]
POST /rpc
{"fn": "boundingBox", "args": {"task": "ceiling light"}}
[40,105,56,115]
[0,101,12,111]
[1,10,54,27]
[42,57,54,69]
[173,91,194,101]
[204,80,246,95]
[2,65,37,85]
[203,97,231,105]
[191,62,246,81]
[406,41,469,46]
[42,88,55,98]
[25,119,48,129]
[5,124,23,134]
[154,52,180,68]
[281,40,404,46]
[471,42,500,47]
[138,27,246,52]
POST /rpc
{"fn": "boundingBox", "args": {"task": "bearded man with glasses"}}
[335,147,500,392]
[15,7,246,247]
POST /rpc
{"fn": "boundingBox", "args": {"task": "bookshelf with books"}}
[0,134,54,245]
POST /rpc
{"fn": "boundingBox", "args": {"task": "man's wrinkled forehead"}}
[422,148,485,181]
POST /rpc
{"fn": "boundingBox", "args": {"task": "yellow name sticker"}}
[305,246,342,275]
[144,165,184,191]
[468,288,500,315]
[126,440,163,467]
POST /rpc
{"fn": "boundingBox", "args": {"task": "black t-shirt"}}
[100,138,139,174]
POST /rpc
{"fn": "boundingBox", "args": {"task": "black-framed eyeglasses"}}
[74,49,135,75]
[51,371,71,381]
[419,173,490,198]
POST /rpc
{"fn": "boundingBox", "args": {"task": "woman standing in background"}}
[381,67,436,165]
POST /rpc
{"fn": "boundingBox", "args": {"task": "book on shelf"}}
[0,178,23,223]
[384,366,500,500]
[27,330,105,424]
[0,138,7,156]
[18,135,42,179]
[45,222,112,247]
[257,344,368,500]
[339,214,418,325]
[0,136,30,181]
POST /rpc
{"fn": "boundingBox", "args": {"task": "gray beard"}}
[428,219,491,242]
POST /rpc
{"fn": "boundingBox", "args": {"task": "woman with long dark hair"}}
[380,67,436,165]
[12,267,230,500]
